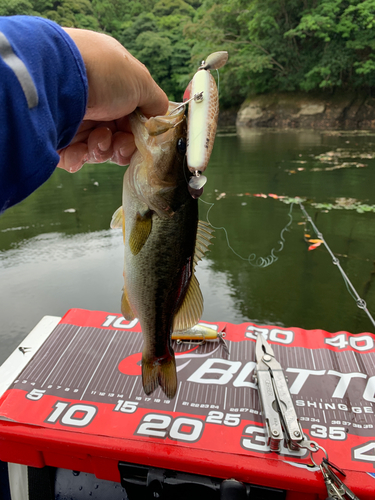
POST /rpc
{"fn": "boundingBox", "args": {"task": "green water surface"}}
[1,128,375,363]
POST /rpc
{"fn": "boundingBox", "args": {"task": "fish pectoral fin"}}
[121,287,135,321]
[142,354,177,399]
[129,211,152,255]
[110,206,123,229]
[193,220,215,267]
[173,273,203,331]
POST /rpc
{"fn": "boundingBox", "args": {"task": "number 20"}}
[135,413,204,443]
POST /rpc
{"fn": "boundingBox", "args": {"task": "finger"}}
[111,131,136,166]
[70,120,119,146]
[137,71,169,118]
[114,116,132,133]
[87,127,113,163]
[57,143,88,173]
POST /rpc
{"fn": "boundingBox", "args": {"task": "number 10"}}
[45,401,98,428]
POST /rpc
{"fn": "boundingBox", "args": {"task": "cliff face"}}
[236,91,375,129]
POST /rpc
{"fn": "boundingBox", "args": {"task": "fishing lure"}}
[184,51,228,192]
[172,324,229,354]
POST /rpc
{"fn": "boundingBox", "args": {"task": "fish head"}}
[129,102,187,179]
[130,103,206,200]
[127,102,195,215]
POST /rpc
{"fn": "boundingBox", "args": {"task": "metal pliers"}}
[255,335,360,498]
[255,334,316,453]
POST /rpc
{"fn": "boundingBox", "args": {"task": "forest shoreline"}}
[231,91,375,130]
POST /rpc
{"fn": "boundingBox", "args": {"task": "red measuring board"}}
[0,308,374,498]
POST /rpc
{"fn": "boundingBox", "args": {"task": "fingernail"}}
[98,141,109,152]
[69,165,82,173]
[120,148,128,157]
[69,158,87,173]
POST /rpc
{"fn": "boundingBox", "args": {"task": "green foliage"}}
[116,4,197,101]
[285,0,375,89]
[0,0,34,16]
[153,0,194,17]
[4,0,375,106]
[185,0,375,104]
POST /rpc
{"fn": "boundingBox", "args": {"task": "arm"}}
[0,16,88,212]
[0,17,168,213]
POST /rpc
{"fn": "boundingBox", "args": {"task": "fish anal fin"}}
[142,354,177,399]
[111,206,123,229]
[129,211,152,255]
[121,287,135,321]
[173,273,203,332]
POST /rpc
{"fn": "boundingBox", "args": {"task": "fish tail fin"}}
[142,353,177,399]
[158,355,177,399]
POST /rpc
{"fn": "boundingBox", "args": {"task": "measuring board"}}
[0,308,374,497]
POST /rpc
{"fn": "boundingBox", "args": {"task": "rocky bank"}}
[235,91,375,130]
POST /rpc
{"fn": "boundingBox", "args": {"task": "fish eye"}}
[177,138,186,154]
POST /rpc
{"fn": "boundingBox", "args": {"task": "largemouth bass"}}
[111,102,213,399]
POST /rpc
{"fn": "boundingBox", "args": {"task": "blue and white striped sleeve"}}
[0,16,88,213]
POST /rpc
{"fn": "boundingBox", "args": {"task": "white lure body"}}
[186,68,219,174]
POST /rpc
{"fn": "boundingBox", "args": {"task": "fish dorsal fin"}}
[121,287,135,321]
[129,211,152,255]
[193,220,214,268]
[173,273,203,331]
[111,206,123,229]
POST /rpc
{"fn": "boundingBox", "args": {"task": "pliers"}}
[255,334,314,452]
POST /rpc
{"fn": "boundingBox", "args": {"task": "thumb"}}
[138,78,169,118]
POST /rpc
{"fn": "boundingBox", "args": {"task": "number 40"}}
[326,334,374,351]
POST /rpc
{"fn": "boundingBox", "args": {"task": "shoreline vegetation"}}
[2,0,375,129]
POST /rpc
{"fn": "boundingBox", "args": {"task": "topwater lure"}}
[184,51,228,192]
[156,50,228,194]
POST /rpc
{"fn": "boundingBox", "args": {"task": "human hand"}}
[57,29,168,172]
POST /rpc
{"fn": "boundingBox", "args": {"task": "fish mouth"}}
[166,101,187,118]
[129,101,187,162]
[130,102,186,139]
[142,102,186,137]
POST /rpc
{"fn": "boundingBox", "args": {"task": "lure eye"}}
[177,138,186,154]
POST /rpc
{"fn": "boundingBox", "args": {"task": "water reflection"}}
[237,127,324,148]
[1,129,375,364]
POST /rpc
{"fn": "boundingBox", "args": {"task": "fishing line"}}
[199,197,294,268]
[299,201,375,329]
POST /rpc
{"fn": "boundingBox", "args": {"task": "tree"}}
[286,0,375,89]
[0,0,34,16]
[7,0,375,106]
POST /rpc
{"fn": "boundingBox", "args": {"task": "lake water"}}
[1,128,375,364]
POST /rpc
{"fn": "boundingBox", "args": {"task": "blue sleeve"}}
[0,16,88,213]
